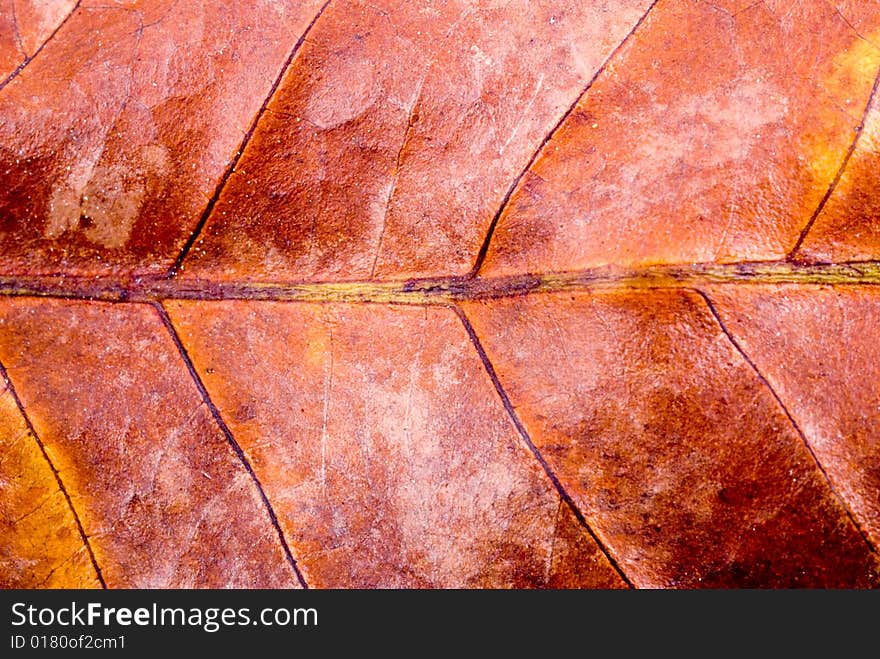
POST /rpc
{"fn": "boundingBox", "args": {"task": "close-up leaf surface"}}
[1,0,879,589]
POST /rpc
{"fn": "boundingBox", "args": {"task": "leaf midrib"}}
[1,259,878,305]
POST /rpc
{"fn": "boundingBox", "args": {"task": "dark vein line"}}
[788,63,880,259]
[0,1,82,91]
[830,3,880,52]
[151,303,310,588]
[452,305,635,588]
[467,0,660,277]
[0,359,107,588]
[695,289,878,555]
[167,0,333,277]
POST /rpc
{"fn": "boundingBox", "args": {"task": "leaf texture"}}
[1,0,879,589]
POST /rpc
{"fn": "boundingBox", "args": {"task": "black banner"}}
[1,589,875,654]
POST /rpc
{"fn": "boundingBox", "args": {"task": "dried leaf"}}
[1,0,878,588]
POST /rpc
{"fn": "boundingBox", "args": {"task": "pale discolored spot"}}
[45,144,169,249]
[305,54,377,130]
